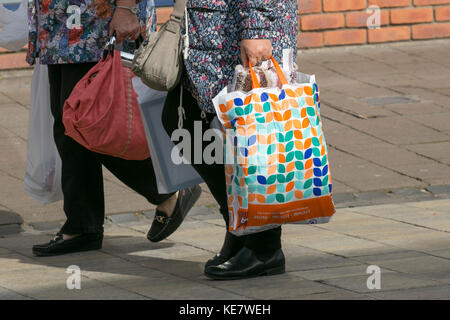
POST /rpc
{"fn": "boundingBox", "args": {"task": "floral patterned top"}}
[183,0,298,113]
[26,0,156,65]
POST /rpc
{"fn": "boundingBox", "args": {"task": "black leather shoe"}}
[32,233,103,257]
[147,185,202,242]
[204,247,285,280]
[205,231,246,268]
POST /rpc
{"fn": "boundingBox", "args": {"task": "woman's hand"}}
[109,0,140,43]
[240,39,272,67]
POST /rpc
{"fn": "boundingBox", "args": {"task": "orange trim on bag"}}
[231,195,335,231]
[248,61,260,89]
[270,56,288,86]
[249,56,288,89]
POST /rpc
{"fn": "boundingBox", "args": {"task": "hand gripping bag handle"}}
[102,33,145,60]
[248,56,288,89]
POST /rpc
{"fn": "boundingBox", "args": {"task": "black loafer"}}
[204,247,285,280]
[205,253,233,269]
[32,233,103,257]
[147,185,202,242]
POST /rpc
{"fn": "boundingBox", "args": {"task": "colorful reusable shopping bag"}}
[213,57,335,236]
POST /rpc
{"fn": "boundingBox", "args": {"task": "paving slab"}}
[208,273,334,300]
[332,193,357,204]
[321,272,440,294]
[391,85,450,110]
[130,282,249,300]
[389,163,450,182]
[347,116,450,145]
[291,264,394,281]
[367,285,450,300]
[281,244,359,272]
[390,188,429,197]
[0,286,32,300]
[430,249,450,259]
[404,199,450,212]
[32,284,150,300]
[385,102,446,116]
[376,231,450,252]
[330,162,425,192]
[338,143,435,167]
[354,254,450,276]
[297,290,375,300]
[0,92,15,105]
[407,112,450,133]
[107,213,141,224]
[119,244,209,262]
[426,185,450,195]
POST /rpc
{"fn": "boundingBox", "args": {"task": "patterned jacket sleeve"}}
[237,0,276,40]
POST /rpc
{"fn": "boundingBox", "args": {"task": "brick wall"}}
[297,0,450,48]
[1,0,450,70]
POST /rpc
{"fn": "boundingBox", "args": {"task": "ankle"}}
[220,232,245,256]
[62,234,80,240]
[156,191,179,217]
[248,247,281,262]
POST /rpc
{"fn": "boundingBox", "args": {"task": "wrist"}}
[115,1,139,15]
[115,0,136,7]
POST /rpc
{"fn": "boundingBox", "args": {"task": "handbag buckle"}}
[103,35,117,60]
[170,14,182,24]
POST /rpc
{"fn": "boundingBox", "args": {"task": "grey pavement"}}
[0,39,449,299]
[0,200,449,300]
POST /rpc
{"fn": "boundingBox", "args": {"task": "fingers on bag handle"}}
[249,56,289,89]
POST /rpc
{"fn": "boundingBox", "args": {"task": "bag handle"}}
[248,56,288,89]
[171,0,187,21]
[102,34,145,60]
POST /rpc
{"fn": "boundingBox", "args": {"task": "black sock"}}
[220,231,246,257]
[244,227,282,262]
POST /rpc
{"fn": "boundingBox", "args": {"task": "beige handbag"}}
[132,0,187,91]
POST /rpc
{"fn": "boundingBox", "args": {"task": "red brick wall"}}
[299,0,450,47]
[1,0,450,70]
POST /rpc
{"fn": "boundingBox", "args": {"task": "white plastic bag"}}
[24,59,63,204]
[133,77,203,194]
[0,0,29,51]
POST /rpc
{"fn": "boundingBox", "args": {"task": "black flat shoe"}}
[32,233,103,257]
[204,247,285,280]
[205,231,246,268]
[147,185,202,242]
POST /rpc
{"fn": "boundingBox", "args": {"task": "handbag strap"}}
[172,0,188,20]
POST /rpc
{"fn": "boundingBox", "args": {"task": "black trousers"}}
[162,82,282,253]
[48,63,174,235]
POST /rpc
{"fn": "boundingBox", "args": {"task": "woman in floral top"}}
[27,0,156,64]
[162,0,298,279]
[30,0,202,257]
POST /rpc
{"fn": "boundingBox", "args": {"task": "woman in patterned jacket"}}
[29,0,202,257]
[162,0,298,279]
